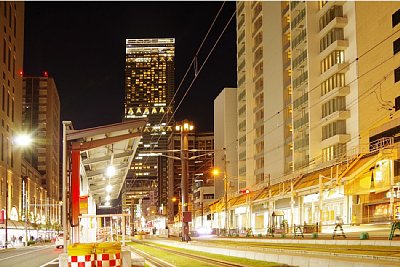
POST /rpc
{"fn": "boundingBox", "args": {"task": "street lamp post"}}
[176,120,194,242]
[4,134,32,248]
[212,153,229,233]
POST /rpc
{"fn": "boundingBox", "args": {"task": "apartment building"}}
[236,1,400,187]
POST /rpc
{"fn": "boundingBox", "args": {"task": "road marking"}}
[39,257,58,267]
[0,245,52,261]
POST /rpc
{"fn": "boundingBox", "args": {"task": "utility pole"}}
[176,120,193,242]
[223,152,228,232]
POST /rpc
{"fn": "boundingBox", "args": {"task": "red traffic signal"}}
[239,189,251,194]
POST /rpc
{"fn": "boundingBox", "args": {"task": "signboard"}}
[0,209,4,224]
[182,211,192,222]
[79,195,89,214]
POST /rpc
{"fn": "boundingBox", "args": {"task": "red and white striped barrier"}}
[67,254,95,267]
[95,252,121,267]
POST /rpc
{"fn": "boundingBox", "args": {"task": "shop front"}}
[251,203,269,233]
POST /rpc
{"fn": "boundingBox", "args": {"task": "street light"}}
[175,120,194,242]
[4,133,33,248]
[212,153,229,233]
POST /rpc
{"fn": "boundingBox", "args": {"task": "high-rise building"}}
[22,75,60,202]
[0,2,25,233]
[236,1,400,187]
[214,88,238,199]
[123,38,175,210]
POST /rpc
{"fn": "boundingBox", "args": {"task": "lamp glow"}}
[13,134,33,147]
[106,184,112,192]
[212,168,220,176]
[105,195,111,201]
[105,201,110,206]
[106,165,116,177]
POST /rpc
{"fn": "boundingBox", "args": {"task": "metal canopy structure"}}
[66,119,147,204]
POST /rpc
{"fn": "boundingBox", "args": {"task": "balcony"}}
[318,16,348,39]
[317,1,346,19]
[321,133,350,148]
[319,86,350,103]
[319,39,349,60]
[321,110,350,125]
[320,62,349,82]
[293,93,308,109]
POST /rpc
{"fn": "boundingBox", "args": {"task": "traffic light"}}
[239,189,251,194]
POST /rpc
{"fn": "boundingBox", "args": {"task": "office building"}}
[123,38,175,211]
[22,75,60,202]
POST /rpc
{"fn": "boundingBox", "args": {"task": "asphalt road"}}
[0,244,62,267]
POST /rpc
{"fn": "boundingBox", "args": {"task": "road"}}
[0,244,62,267]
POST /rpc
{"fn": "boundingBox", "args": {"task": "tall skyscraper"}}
[123,38,175,209]
[22,75,60,202]
[236,1,400,188]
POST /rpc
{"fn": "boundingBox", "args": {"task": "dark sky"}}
[23,1,237,132]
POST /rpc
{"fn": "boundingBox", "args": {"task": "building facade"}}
[0,1,25,245]
[22,75,60,202]
[236,1,400,188]
[214,88,238,199]
[123,38,175,211]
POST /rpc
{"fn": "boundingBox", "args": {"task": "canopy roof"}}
[66,119,147,204]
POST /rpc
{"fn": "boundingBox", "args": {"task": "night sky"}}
[23,1,237,132]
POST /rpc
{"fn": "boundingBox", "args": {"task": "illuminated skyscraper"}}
[123,38,175,209]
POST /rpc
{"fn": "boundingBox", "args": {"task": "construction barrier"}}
[95,242,121,267]
[67,243,95,267]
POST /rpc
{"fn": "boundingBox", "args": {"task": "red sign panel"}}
[71,150,81,227]
[182,211,192,222]
[0,209,4,224]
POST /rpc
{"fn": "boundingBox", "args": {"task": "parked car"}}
[55,234,64,249]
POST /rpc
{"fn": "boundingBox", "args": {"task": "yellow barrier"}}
[95,242,122,267]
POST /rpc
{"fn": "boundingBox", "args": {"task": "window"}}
[394,38,400,55]
[322,143,346,162]
[2,86,4,111]
[393,9,400,28]
[320,28,344,52]
[7,48,11,71]
[12,56,15,79]
[320,50,345,73]
[3,39,5,64]
[14,16,16,37]
[7,92,10,116]
[322,120,346,140]
[321,73,345,96]
[322,96,346,118]
[395,66,400,83]
[319,6,343,31]
[11,98,14,122]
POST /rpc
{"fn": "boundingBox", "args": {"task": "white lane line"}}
[39,257,58,267]
[0,245,52,261]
